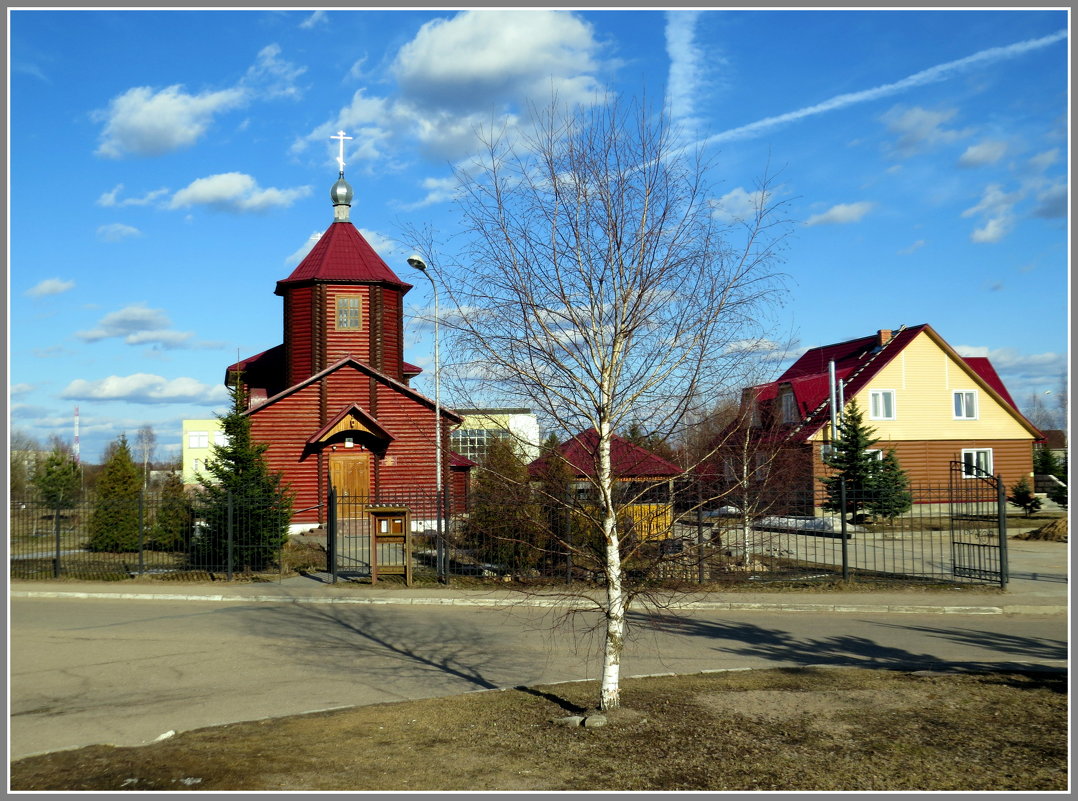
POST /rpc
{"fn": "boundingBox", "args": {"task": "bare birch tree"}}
[430,97,788,710]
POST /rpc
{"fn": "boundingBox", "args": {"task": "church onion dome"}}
[331,175,353,207]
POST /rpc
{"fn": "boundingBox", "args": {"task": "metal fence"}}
[10,489,292,581]
[10,472,1010,588]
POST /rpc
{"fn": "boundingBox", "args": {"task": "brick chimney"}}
[877,329,893,348]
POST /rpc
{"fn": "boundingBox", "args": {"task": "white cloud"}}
[61,373,229,404]
[297,10,608,169]
[898,239,926,255]
[26,278,75,297]
[953,346,1067,406]
[880,105,971,158]
[94,84,245,158]
[77,303,172,342]
[299,10,327,29]
[958,140,1007,167]
[74,303,219,350]
[664,10,708,136]
[97,184,169,207]
[241,43,306,100]
[169,172,311,213]
[359,228,398,256]
[1032,182,1066,219]
[96,223,142,242]
[393,10,603,113]
[805,201,874,226]
[711,187,769,224]
[1028,148,1060,172]
[961,183,1018,243]
[285,231,323,266]
[11,383,34,395]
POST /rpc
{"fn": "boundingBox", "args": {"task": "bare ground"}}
[10,666,1066,792]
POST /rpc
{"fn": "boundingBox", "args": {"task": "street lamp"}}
[407,254,446,582]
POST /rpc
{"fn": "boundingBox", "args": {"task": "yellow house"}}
[181,418,226,486]
[735,324,1042,495]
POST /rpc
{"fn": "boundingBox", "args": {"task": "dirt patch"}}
[10,667,1066,792]
[1013,517,1068,542]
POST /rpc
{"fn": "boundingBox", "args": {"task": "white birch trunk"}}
[597,419,625,711]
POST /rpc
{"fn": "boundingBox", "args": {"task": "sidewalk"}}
[10,537,1067,615]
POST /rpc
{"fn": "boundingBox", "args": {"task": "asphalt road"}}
[10,597,1067,760]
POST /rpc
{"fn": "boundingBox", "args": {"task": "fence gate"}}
[326,489,412,584]
[948,460,1008,588]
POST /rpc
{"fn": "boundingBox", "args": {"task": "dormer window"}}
[336,295,361,330]
[781,390,798,424]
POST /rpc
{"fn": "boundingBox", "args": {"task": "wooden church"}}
[224,150,468,528]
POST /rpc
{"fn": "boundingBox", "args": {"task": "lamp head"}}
[407,255,428,272]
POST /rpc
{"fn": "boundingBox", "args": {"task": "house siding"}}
[846,331,1032,440]
[809,438,1033,493]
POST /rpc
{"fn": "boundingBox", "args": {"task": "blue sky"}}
[9,8,1069,462]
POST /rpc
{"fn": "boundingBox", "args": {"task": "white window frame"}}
[865,449,884,461]
[213,431,228,446]
[781,391,798,424]
[953,389,978,420]
[960,448,993,478]
[188,431,209,448]
[869,389,896,420]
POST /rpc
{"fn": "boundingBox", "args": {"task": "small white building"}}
[451,408,540,465]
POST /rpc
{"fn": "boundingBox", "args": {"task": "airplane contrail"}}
[699,29,1068,148]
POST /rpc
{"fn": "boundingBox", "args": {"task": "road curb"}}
[10,590,1066,616]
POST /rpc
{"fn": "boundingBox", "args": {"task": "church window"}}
[336,296,361,330]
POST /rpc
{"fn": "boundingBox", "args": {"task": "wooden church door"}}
[329,452,370,501]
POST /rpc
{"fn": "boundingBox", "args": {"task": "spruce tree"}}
[460,437,546,577]
[821,399,880,524]
[867,449,913,519]
[31,444,81,509]
[86,434,143,552]
[1007,476,1043,517]
[193,380,292,571]
[149,472,194,551]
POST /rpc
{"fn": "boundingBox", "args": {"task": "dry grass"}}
[10,667,1066,792]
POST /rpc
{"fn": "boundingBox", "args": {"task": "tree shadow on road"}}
[870,621,1067,663]
[625,610,1066,675]
[235,603,524,692]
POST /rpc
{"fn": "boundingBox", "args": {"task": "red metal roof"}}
[744,324,1039,442]
[275,222,410,294]
[528,428,683,479]
[962,356,1017,409]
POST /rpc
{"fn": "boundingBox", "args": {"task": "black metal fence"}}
[11,471,1010,588]
[10,489,292,581]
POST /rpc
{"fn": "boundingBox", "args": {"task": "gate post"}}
[327,485,337,584]
[226,492,234,581]
[997,476,1009,589]
[137,492,145,577]
[839,478,850,581]
[52,506,62,578]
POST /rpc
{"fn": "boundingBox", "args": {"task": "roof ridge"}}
[787,324,907,440]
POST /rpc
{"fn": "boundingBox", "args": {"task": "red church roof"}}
[529,428,683,479]
[275,222,411,294]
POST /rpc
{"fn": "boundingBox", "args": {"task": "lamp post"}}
[407,254,446,582]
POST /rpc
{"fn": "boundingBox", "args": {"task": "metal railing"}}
[11,474,1010,587]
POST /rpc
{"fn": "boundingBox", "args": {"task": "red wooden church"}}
[224,162,468,529]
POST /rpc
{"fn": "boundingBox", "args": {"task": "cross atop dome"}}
[329,130,354,222]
